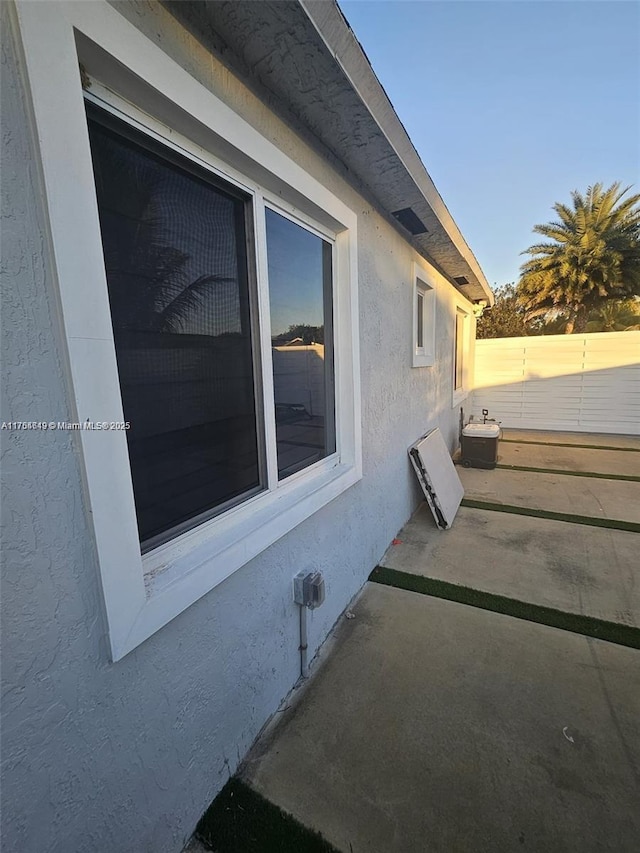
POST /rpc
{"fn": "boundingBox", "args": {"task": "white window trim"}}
[412,261,436,368]
[14,0,361,661]
[452,300,472,408]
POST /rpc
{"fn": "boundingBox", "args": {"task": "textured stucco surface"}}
[1,3,471,851]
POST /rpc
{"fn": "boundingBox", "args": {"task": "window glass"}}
[455,310,465,390]
[265,209,336,479]
[417,290,425,349]
[87,109,262,548]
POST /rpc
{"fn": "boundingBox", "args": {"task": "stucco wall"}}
[1,3,471,851]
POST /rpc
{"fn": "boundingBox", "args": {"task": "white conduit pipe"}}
[299,604,309,679]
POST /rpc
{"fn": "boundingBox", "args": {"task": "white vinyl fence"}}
[471,331,640,435]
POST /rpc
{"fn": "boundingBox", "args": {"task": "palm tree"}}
[585,299,640,332]
[518,183,640,333]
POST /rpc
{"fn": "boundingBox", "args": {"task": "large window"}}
[86,105,343,550]
[17,0,360,659]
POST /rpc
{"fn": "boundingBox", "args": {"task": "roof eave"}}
[299,0,493,305]
[163,0,494,305]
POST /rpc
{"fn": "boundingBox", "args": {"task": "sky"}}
[339,0,640,290]
[266,208,327,335]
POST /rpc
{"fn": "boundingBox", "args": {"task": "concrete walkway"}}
[220,431,640,852]
[460,466,639,524]
[380,504,640,627]
[243,584,640,853]
[500,429,639,450]
[381,429,640,627]
[497,441,640,478]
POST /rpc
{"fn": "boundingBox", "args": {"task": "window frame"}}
[264,203,337,480]
[412,262,436,368]
[86,102,270,551]
[15,0,361,660]
[452,302,472,408]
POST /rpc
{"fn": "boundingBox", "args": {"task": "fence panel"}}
[471,331,640,434]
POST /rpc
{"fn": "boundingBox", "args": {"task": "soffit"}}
[163,0,493,304]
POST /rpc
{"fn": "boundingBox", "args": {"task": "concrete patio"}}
[381,430,640,628]
[201,431,640,852]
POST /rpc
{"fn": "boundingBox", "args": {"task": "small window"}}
[454,310,465,390]
[416,291,424,349]
[452,305,471,407]
[412,262,436,367]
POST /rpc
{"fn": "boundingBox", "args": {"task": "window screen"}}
[86,107,262,548]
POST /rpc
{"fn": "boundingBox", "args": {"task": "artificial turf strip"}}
[460,499,640,533]
[495,463,640,482]
[195,777,340,853]
[369,566,640,650]
[500,438,640,452]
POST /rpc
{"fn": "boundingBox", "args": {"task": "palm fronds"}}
[518,183,640,332]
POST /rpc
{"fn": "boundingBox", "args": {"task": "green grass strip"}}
[501,438,640,452]
[370,566,640,650]
[461,498,640,533]
[196,777,340,853]
[496,463,640,482]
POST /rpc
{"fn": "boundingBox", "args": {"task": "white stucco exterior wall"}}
[1,3,475,850]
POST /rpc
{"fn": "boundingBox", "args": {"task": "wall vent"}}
[391,207,428,235]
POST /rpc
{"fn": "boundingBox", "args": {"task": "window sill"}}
[143,454,356,597]
[452,387,469,408]
[412,354,435,369]
[113,456,360,658]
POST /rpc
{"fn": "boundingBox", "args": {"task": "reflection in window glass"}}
[87,108,262,549]
[265,209,335,479]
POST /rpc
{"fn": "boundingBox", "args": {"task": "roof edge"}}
[299,0,494,305]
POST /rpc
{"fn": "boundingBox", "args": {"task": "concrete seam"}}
[495,464,640,483]
[369,567,640,650]
[460,499,640,533]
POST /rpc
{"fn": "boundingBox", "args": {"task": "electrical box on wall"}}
[293,571,326,609]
